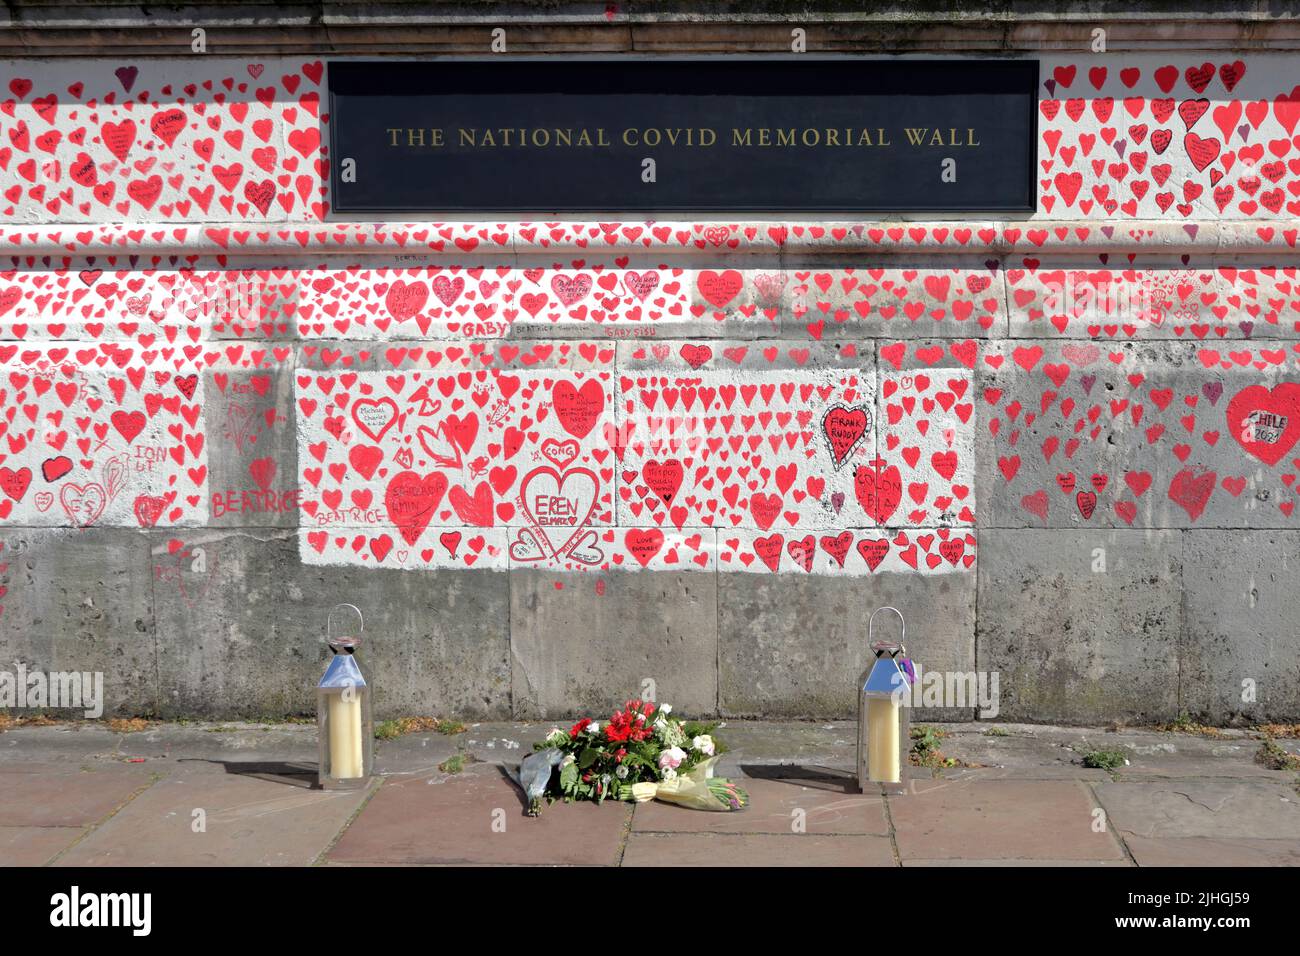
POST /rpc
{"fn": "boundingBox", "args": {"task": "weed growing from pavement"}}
[438,753,470,774]
[1255,737,1300,772]
[909,725,961,772]
[1082,749,1129,771]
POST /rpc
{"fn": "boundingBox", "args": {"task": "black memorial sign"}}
[328,59,1038,213]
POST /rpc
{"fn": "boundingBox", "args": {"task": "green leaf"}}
[578,747,599,769]
[560,761,578,790]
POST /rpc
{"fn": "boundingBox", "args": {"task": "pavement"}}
[1,720,1297,866]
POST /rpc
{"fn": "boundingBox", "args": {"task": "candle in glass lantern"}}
[328,688,364,779]
[318,604,374,790]
[867,696,901,783]
[857,606,911,795]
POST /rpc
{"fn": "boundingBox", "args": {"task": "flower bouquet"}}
[519,700,748,815]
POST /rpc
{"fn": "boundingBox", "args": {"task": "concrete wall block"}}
[718,564,976,719]
[151,528,511,719]
[296,255,522,341]
[204,361,300,528]
[780,257,1007,340]
[0,57,325,225]
[0,343,208,528]
[877,342,977,527]
[686,256,787,338]
[509,255,695,339]
[0,527,155,715]
[1182,529,1300,721]
[201,261,302,341]
[977,528,1183,724]
[510,568,718,719]
[294,340,616,570]
[616,338,879,531]
[977,340,1300,529]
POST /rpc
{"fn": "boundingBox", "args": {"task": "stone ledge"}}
[4,219,1299,257]
[0,3,1298,54]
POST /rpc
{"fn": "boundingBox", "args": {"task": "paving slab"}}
[327,764,631,866]
[0,826,84,866]
[0,764,154,827]
[963,727,1277,780]
[623,832,896,866]
[1109,739,1280,779]
[1123,836,1300,867]
[631,774,888,835]
[1094,778,1300,840]
[924,728,1112,780]
[57,768,371,866]
[0,725,128,762]
[889,779,1125,862]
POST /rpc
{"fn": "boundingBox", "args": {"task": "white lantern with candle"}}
[318,603,374,790]
[856,606,911,795]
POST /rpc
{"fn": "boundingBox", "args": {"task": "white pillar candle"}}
[328,691,364,779]
[867,697,901,783]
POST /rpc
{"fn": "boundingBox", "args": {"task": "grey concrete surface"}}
[1182,530,1300,722]
[0,528,157,714]
[510,570,718,719]
[718,569,975,719]
[977,529,1185,724]
[203,366,300,529]
[151,529,511,719]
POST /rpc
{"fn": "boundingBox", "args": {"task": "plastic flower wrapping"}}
[520,700,749,815]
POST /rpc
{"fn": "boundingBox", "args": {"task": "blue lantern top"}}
[319,651,367,690]
[862,655,906,699]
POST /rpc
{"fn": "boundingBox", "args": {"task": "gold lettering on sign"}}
[386,128,444,147]
[383,126,979,149]
[904,128,981,147]
[732,128,893,147]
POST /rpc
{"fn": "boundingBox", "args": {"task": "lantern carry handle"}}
[327,603,364,644]
[867,605,906,657]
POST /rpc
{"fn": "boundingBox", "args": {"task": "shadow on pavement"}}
[178,758,319,789]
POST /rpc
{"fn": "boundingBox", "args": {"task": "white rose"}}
[692,734,715,756]
[658,746,686,771]
[659,704,673,715]
[588,721,601,735]
[662,768,678,781]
